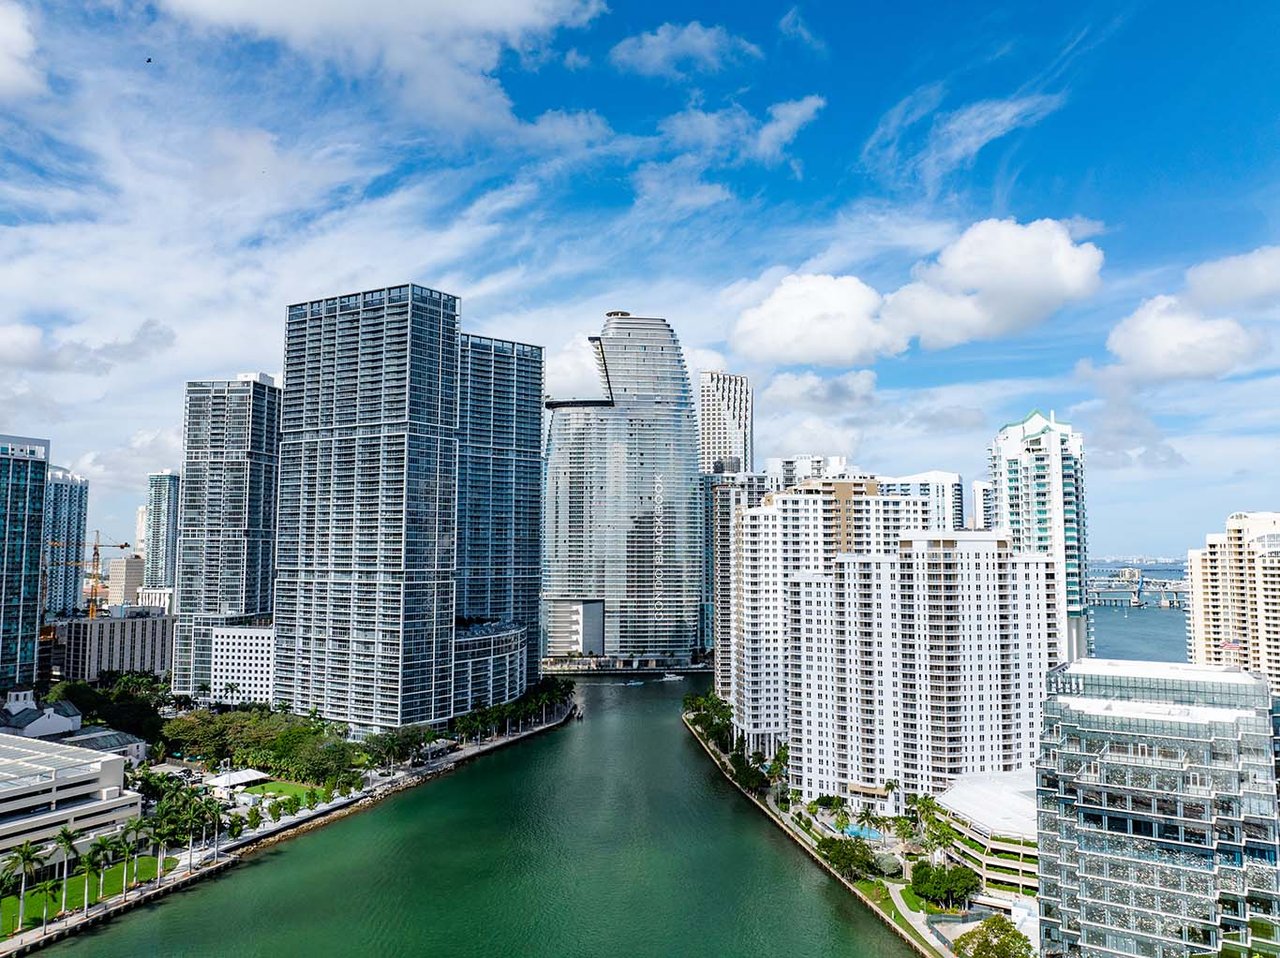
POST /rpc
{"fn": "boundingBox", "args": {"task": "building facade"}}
[42,466,89,619]
[172,373,281,696]
[452,621,527,715]
[210,625,275,705]
[763,454,849,489]
[543,312,702,662]
[699,371,753,474]
[788,533,1053,811]
[1038,659,1280,958]
[53,607,174,683]
[0,435,48,691]
[708,473,769,699]
[456,335,543,683]
[989,410,1088,664]
[877,470,965,530]
[1186,512,1280,692]
[274,284,461,734]
[970,480,994,531]
[143,470,180,589]
[106,556,144,608]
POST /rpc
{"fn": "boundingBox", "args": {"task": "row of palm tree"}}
[451,678,575,746]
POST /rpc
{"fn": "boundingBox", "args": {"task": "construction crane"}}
[85,531,132,618]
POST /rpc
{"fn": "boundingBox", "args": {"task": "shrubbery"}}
[911,861,981,908]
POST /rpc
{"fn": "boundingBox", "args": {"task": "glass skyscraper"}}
[0,435,49,690]
[144,470,181,589]
[42,466,89,618]
[274,284,460,734]
[457,334,543,683]
[173,373,281,696]
[1038,658,1280,958]
[543,311,702,662]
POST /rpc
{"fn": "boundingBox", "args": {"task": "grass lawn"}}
[854,879,942,958]
[243,781,313,800]
[0,855,178,937]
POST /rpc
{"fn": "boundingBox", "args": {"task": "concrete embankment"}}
[681,715,945,958]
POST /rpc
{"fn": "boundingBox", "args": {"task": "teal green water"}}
[53,677,911,957]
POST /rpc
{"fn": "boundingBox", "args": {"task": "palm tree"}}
[203,798,225,860]
[150,823,169,887]
[122,816,146,894]
[855,803,879,838]
[52,827,79,915]
[33,879,57,933]
[75,858,95,915]
[246,805,263,831]
[183,807,201,873]
[88,836,115,900]
[4,841,47,934]
[226,814,245,841]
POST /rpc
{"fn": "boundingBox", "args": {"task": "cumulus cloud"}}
[158,0,604,130]
[735,273,896,366]
[733,218,1102,365]
[761,370,876,410]
[1185,245,1280,310]
[0,0,40,99]
[609,21,761,79]
[1104,295,1264,382]
[0,320,176,374]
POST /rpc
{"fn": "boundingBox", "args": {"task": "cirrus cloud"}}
[609,21,761,79]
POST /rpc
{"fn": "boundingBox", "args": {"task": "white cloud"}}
[0,0,40,98]
[563,47,589,70]
[609,21,761,80]
[861,83,946,177]
[658,95,824,168]
[734,273,896,366]
[761,370,876,410]
[884,217,1102,347]
[1185,245,1280,310]
[158,0,604,130]
[0,320,175,373]
[735,218,1102,365]
[778,7,825,53]
[752,95,826,165]
[916,94,1064,193]
[1104,295,1264,382]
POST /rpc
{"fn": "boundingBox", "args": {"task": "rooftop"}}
[938,769,1038,841]
[0,733,116,793]
[1063,657,1265,686]
[1056,695,1257,725]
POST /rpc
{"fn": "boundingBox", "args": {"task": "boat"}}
[659,672,685,682]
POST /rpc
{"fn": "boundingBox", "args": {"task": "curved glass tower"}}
[543,312,702,663]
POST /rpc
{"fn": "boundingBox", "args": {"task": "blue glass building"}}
[0,435,49,690]
[42,466,89,618]
[144,470,181,589]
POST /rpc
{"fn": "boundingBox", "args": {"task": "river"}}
[52,677,912,958]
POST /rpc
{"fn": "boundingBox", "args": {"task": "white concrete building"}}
[877,470,964,530]
[106,555,144,608]
[136,587,174,613]
[970,480,994,530]
[708,473,769,700]
[762,455,849,489]
[699,371,753,474]
[989,410,1088,664]
[788,532,1054,813]
[210,625,275,704]
[1187,511,1280,691]
[134,505,147,561]
[0,734,140,859]
[728,476,943,756]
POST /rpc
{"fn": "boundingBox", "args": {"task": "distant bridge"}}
[1087,572,1189,609]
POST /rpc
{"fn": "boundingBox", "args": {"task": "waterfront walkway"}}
[0,703,577,957]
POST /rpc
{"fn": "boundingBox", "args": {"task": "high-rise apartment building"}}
[970,480,994,530]
[42,466,89,618]
[763,454,849,489]
[143,470,180,589]
[172,373,282,696]
[728,476,950,755]
[134,506,147,561]
[707,473,768,700]
[789,532,1053,811]
[456,334,544,683]
[1186,511,1280,690]
[274,284,461,734]
[0,436,48,691]
[876,470,964,530]
[1038,658,1280,958]
[543,311,702,662]
[699,371,753,474]
[989,410,1088,663]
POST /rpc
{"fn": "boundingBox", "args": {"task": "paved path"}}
[886,883,958,958]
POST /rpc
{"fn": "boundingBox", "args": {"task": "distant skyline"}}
[1,2,1278,554]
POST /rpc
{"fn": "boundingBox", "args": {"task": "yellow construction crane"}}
[84,531,131,618]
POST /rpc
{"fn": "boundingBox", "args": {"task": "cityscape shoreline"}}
[680,713,944,958]
[0,703,577,957]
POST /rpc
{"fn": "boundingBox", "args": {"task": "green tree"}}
[246,805,263,831]
[34,878,58,933]
[834,809,850,832]
[88,835,115,900]
[815,836,876,881]
[954,914,1034,958]
[52,826,80,915]
[856,803,879,835]
[226,814,245,840]
[122,816,146,895]
[74,859,95,916]
[4,841,47,933]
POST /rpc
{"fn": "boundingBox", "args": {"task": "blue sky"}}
[1,0,1278,555]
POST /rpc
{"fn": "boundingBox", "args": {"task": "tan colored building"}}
[1187,512,1280,691]
[106,555,144,607]
[54,607,174,682]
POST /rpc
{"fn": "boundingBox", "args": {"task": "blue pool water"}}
[843,825,882,841]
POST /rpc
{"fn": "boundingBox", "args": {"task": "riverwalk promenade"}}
[681,714,955,958]
[0,702,577,956]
